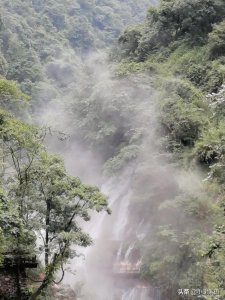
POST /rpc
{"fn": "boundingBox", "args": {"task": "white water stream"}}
[42,49,164,299]
[62,165,164,300]
[122,287,151,300]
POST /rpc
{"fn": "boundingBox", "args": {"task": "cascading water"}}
[122,287,151,300]
[63,167,140,298]
[112,191,130,241]
[124,243,135,261]
[63,173,129,283]
[50,55,165,299]
[60,104,165,299]
[121,285,163,300]
[64,163,165,300]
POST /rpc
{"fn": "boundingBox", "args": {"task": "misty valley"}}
[0,0,225,299]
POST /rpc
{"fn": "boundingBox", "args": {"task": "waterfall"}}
[62,175,125,281]
[122,286,152,300]
[116,243,123,262]
[136,220,146,241]
[112,191,130,240]
[124,242,135,261]
[122,286,163,300]
[58,58,161,299]
[61,162,166,300]
[63,168,138,296]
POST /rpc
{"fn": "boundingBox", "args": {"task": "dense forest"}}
[1,0,225,299]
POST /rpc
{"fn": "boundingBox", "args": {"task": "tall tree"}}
[0,80,109,298]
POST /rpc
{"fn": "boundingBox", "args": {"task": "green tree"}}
[208,21,225,58]
[0,80,109,298]
[0,189,35,260]
[1,118,109,298]
[19,153,109,299]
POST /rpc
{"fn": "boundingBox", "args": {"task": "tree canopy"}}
[0,74,108,299]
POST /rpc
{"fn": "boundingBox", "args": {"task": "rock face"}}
[53,284,77,300]
[0,268,26,299]
[0,255,37,299]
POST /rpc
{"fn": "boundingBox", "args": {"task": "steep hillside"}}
[0,1,158,299]
[114,0,225,298]
[0,0,156,94]
[2,0,225,299]
[62,0,225,298]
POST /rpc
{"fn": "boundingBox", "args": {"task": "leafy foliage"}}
[112,0,225,297]
[2,0,225,298]
[208,21,225,59]
[0,54,108,300]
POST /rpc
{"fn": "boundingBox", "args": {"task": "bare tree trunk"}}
[30,208,77,299]
[16,261,22,300]
[45,200,51,268]
[29,253,59,300]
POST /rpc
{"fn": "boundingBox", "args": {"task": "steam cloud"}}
[35,49,207,300]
